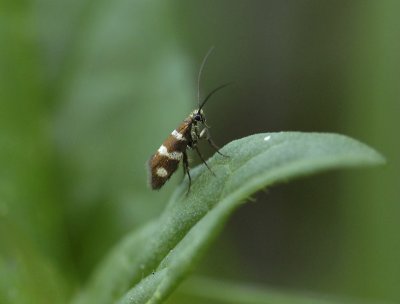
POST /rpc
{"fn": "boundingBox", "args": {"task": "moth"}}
[148,48,229,192]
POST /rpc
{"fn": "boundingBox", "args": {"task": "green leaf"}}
[73,132,384,304]
[0,2,70,303]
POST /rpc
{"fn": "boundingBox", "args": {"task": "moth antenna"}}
[198,82,232,111]
[197,46,215,107]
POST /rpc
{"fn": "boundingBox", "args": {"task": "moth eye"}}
[194,114,201,121]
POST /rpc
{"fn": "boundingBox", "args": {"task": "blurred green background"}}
[0,1,399,303]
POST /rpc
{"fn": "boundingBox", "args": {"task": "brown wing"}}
[148,120,192,189]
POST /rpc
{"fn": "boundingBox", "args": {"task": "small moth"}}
[148,48,229,191]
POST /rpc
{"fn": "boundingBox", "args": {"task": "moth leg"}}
[194,127,201,141]
[202,128,229,157]
[199,128,207,139]
[195,146,216,176]
[183,150,191,194]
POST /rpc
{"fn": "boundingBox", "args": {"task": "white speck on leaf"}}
[264,135,271,141]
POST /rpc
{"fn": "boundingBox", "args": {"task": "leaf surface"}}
[73,132,384,304]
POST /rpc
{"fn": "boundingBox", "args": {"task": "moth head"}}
[191,109,205,124]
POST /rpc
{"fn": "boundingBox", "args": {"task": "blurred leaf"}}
[0,1,70,303]
[0,221,68,304]
[53,0,192,210]
[339,1,400,300]
[1,0,194,301]
[51,0,193,274]
[167,276,393,304]
[72,132,384,304]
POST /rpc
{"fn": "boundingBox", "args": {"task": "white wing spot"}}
[168,151,183,160]
[156,167,168,177]
[157,145,183,160]
[158,145,168,155]
[171,130,185,141]
[264,135,271,141]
